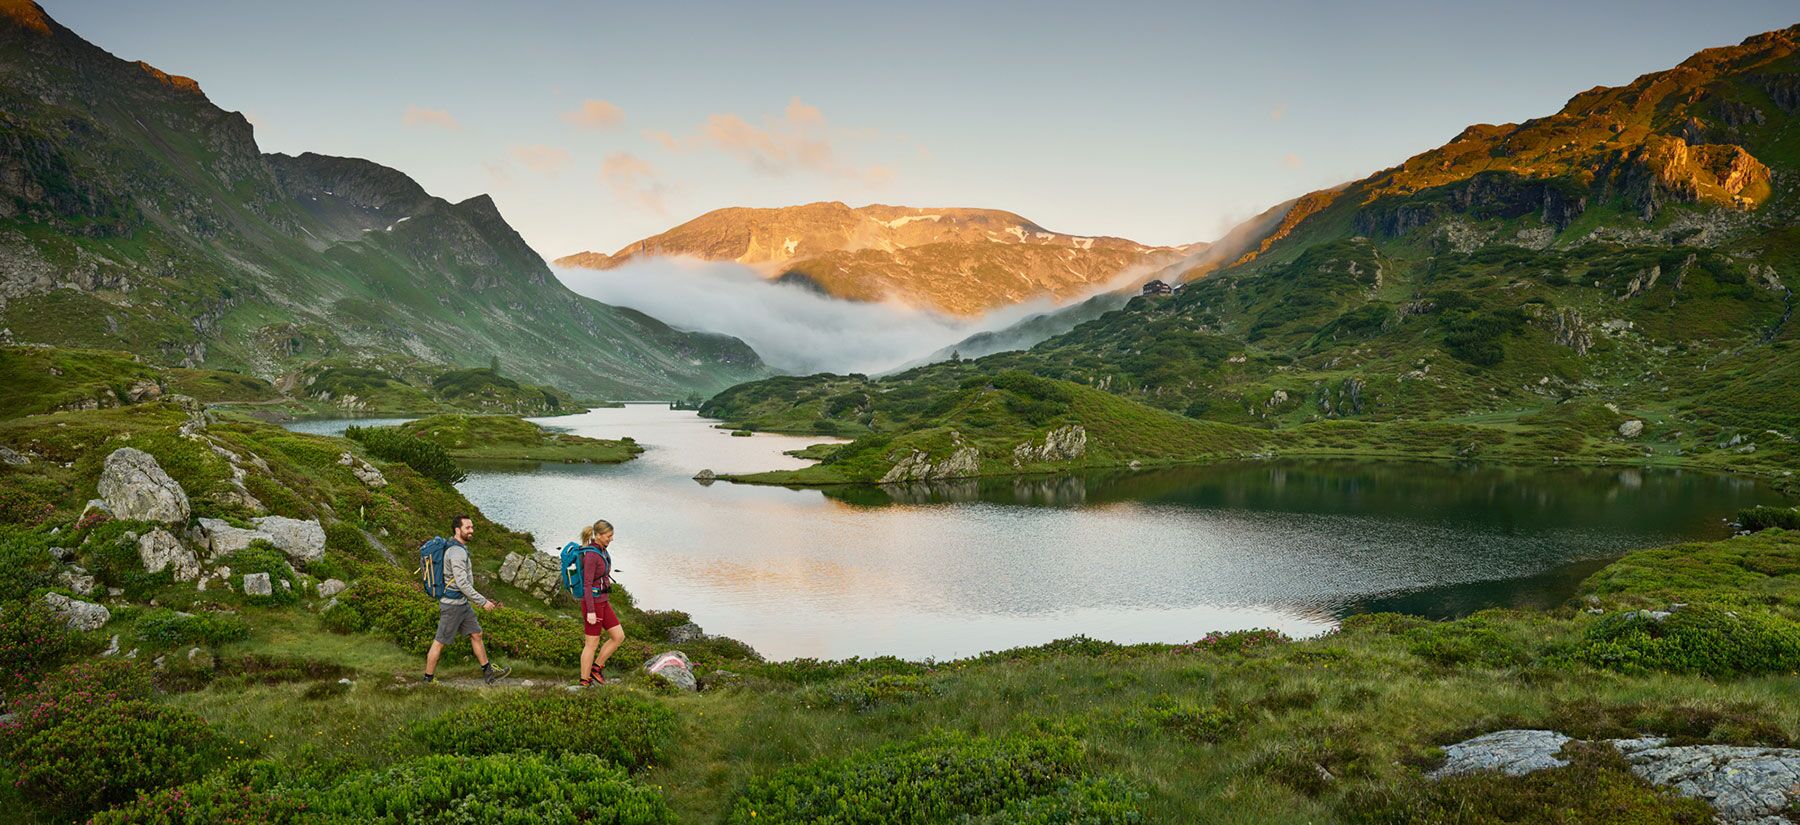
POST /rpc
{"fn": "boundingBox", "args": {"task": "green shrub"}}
[90,769,307,825]
[1404,618,1532,668]
[345,425,466,485]
[3,694,229,819]
[84,522,175,601]
[137,608,250,649]
[414,693,676,769]
[306,753,675,823]
[1147,697,1239,743]
[0,600,92,701]
[321,599,370,633]
[1577,604,1800,676]
[0,525,55,601]
[726,732,1089,824]
[1175,628,1291,655]
[1736,506,1800,532]
[965,778,1146,824]
[215,543,298,606]
[799,672,938,711]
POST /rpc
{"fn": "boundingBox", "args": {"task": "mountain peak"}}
[133,60,204,95]
[0,0,50,34]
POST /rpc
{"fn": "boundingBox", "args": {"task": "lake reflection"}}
[294,405,1786,661]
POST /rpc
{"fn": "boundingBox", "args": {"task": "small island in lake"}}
[395,414,643,463]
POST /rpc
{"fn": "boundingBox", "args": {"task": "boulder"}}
[48,545,74,563]
[1610,737,1800,824]
[667,622,705,645]
[1619,419,1645,438]
[693,469,716,482]
[197,518,272,559]
[97,448,190,524]
[100,634,120,657]
[317,578,348,599]
[0,445,28,466]
[252,516,326,563]
[880,445,982,483]
[1428,729,1572,778]
[337,452,388,488]
[137,528,200,582]
[125,379,163,403]
[498,551,563,602]
[242,572,273,597]
[644,650,697,691]
[57,566,97,597]
[43,592,110,631]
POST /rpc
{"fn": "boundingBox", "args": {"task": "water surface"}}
[292,406,1784,660]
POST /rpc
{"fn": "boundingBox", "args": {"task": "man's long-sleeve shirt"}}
[440,541,489,606]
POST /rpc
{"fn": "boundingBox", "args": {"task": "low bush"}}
[0,525,56,601]
[413,692,676,769]
[90,769,306,825]
[966,778,1146,824]
[1147,697,1239,743]
[1576,604,1800,676]
[2,691,230,819]
[320,599,370,633]
[215,543,298,606]
[1404,617,1532,668]
[137,608,250,649]
[346,425,466,485]
[799,672,938,711]
[306,753,675,823]
[726,732,1093,824]
[1174,628,1291,656]
[1736,506,1800,532]
[0,599,93,701]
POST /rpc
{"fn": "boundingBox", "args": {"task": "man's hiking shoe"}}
[483,664,512,685]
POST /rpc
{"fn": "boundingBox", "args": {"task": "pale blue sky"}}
[43,1,1799,258]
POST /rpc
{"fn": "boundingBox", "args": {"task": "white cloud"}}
[402,105,462,131]
[600,152,670,214]
[563,99,624,130]
[649,97,893,185]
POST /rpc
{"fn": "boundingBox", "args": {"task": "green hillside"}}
[0,2,767,399]
[393,413,642,463]
[706,25,1800,491]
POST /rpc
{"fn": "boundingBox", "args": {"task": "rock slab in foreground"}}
[43,592,110,631]
[98,448,190,524]
[498,551,563,602]
[644,650,697,691]
[1433,729,1800,824]
[252,516,326,563]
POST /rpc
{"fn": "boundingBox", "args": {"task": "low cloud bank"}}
[554,257,1150,375]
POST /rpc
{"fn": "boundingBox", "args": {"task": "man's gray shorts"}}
[435,602,482,644]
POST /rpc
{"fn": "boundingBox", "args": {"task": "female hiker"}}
[574,519,624,686]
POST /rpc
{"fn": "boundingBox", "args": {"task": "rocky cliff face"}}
[556,202,1184,316]
[0,1,767,398]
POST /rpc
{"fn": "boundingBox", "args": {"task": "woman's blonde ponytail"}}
[580,519,614,546]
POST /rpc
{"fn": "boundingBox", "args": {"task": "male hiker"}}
[421,515,512,684]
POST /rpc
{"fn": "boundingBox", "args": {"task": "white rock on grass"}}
[43,592,111,631]
[242,572,273,597]
[58,567,97,597]
[137,528,200,582]
[1428,729,1572,779]
[197,518,272,559]
[97,448,190,523]
[317,578,348,599]
[1619,419,1645,438]
[667,622,706,645]
[251,516,326,564]
[644,650,697,691]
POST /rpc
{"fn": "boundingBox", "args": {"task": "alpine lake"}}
[287,405,1786,661]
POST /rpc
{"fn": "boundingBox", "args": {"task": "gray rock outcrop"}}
[253,516,326,563]
[43,592,110,631]
[337,452,387,488]
[1012,425,1088,465]
[242,572,273,597]
[137,528,200,582]
[1428,729,1572,778]
[1619,419,1645,438]
[97,448,190,524]
[316,578,348,599]
[57,567,96,597]
[498,551,563,602]
[667,622,705,645]
[196,518,270,559]
[644,650,697,691]
[1431,730,1800,824]
[881,445,981,483]
[0,445,28,466]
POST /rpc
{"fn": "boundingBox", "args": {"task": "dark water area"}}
[291,407,1785,660]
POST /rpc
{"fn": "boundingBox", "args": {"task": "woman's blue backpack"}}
[559,542,613,600]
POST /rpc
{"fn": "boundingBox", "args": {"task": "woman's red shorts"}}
[584,601,620,636]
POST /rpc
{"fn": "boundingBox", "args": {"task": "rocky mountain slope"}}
[705,24,1800,489]
[556,202,1187,316]
[0,0,767,399]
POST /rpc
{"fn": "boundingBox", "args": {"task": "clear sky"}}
[42,1,1799,259]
